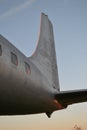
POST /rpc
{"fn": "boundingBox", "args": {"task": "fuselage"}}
[0,35,60,115]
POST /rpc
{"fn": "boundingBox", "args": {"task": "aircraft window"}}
[25,62,31,74]
[0,45,2,56]
[11,52,18,66]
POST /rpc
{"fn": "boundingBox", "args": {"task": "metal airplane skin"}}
[0,13,87,118]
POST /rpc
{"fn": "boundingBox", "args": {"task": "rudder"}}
[30,13,60,91]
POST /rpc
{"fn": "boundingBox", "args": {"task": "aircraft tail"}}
[30,13,60,91]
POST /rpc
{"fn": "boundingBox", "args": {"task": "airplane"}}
[0,13,87,118]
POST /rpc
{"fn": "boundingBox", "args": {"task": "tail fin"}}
[30,13,60,91]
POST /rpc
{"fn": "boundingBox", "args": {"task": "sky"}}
[0,0,87,130]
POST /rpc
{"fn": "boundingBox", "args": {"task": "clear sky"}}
[0,0,87,130]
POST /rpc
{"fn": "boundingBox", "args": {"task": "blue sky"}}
[0,0,87,130]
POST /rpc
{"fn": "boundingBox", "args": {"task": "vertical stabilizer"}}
[30,13,60,91]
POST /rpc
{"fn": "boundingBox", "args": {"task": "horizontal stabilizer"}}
[55,89,87,107]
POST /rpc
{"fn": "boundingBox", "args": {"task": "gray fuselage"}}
[0,35,59,115]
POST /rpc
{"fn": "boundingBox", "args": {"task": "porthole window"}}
[0,45,2,56]
[11,52,18,66]
[25,62,31,74]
